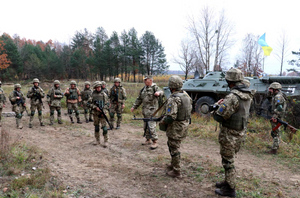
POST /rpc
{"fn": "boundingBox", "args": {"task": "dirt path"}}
[2,110,300,197]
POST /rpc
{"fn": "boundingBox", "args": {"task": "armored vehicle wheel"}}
[195,96,216,116]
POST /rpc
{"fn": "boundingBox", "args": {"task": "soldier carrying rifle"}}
[9,84,27,129]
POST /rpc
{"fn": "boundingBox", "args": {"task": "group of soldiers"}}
[0,68,288,197]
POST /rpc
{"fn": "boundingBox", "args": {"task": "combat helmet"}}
[32,78,40,83]
[114,78,121,83]
[101,81,106,86]
[70,80,77,85]
[269,82,282,90]
[54,80,60,85]
[225,68,244,82]
[168,75,183,89]
[14,84,21,89]
[84,81,91,86]
[93,81,102,89]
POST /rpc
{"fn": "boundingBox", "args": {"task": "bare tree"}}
[274,31,290,76]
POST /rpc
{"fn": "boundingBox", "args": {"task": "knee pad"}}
[84,109,88,114]
[30,111,35,116]
[16,113,22,119]
[95,125,100,132]
[75,110,80,116]
[38,110,42,116]
[109,112,114,118]
[68,109,73,114]
[50,111,55,116]
[102,126,108,135]
[57,110,61,116]
[117,113,122,118]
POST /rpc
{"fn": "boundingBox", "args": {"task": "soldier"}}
[87,82,109,147]
[213,68,252,197]
[267,82,287,154]
[101,81,109,95]
[0,81,7,123]
[131,75,164,149]
[81,81,93,123]
[27,78,45,128]
[108,78,127,129]
[9,84,26,129]
[47,80,63,125]
[64,80,82,124]
[159,75,192,178]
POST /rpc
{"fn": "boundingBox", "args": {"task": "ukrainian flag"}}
[258,33,273,56]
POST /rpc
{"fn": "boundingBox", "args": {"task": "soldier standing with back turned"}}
[0,81,7,124]
[47,80,63,125]
[131,75,164,149]
[9,84,26,129]
[81,81,93,123]
[213,68,252,197]
[109,78,127,129]
[27,78,45,128]
[159,75,192,178]
[64,80,82,124]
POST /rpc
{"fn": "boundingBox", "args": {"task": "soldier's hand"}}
[217,99,224,105]
[130,107,134,112]
[154,92,160,96]
[109,104,111,108]
[122,104,125,109]
[3,104,5,107]
[54,95,57,98]
[23,103,26,106]
[16,97,20,100]
[96,107,101,112]
[271,117,277,123]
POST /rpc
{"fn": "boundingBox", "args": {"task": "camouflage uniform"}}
[87,82,109,146]
[9,84,26,129]
[132,76,164,144]
[161,75,192,178]
[64,81,82,124]
[213,68,252,197]
[0,81,7,122]
[101,81,109,96]
[109,78,127,129]
[81,81,93,123]
[47,80,63,125]
[269,82,287,151]
[27,78,45,127]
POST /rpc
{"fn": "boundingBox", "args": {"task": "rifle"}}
[14,91,29,115]
[132,115,163,137]
[95,101,113,130]
[32,87,44,109]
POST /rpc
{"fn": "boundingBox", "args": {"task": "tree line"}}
[0,27,169,82]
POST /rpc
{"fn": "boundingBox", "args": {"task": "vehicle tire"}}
[195,96,216,116]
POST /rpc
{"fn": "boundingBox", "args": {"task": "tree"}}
[0,40,11,70]
[274,31,290,76]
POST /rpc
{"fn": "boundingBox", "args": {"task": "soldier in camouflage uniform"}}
[87,82,109,147]
[0,81,7,124]
[9,84,26,129]
[47,80,63,125]
[213,68,252,197]
[131,75,164,149]
[101,81,109,96]
[64,80,82,124]
[109,78,127,129]
[267,82,287,155]
[159,75,192,178]
[27,78,45,128]
[81,81,93,123]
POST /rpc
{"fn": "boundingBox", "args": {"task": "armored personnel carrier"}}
[163,71,300,115]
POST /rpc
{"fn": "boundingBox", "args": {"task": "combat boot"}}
[16,119,23,129]
[116,124,120,129]
[266,149,277,155]
[70,116,74,124]
[215,184,236,197]
[86,118,89,123]
[40,122,45,126]
[29,123,32,128]
[49,122,54,126]
[166,164,173,171]
[216,181,228,188]
[142,139,151,145]
[103,134,109,148]
[77,117,82,124]
[167,170,181,178]
[150,140,158,150]
[58,120,63,124]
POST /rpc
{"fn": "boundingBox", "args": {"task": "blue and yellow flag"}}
[258,33,273,56]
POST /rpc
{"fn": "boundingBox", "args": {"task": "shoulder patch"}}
[218,104,226,113]
[167,104,172,112]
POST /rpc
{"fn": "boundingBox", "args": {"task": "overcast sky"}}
[1,0,299,75]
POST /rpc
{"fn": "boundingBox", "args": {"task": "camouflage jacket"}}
[132,83,164,116]
[47,87,63,107]
[81,88,93,102]
[101,88,109,96]
[64,87,82,104]
[87,90,109,115]
[9,90,26,107]
[271,91,286,118]
[109,85,127,104]
[0,87,6,108]
[27,86,45,105]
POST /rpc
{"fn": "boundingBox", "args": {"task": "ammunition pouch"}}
[159,122,168,131]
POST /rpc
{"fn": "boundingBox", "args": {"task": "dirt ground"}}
[1,101,300,198]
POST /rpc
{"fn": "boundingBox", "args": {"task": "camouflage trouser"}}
[167,137,182,172]
[50,106,62,124]
[83,103,92,120]
[30,103,43,124]
[218,126,245,189]
[109,103,123,127]
[143,115,158,140]
[270,121,281,150]
[93,112,108,142]
[13,104,25,127]
[0,108,2,121]
[67,103,80,119]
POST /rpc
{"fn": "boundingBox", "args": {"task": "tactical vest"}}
[172,92,192,121]
[222,93,251,131]
[271,91,287,117]
[92,91,105,108]
[68,88,79,100]
[110,86,124,102]
[51,88,63,100]
[81,89,92,101]
[0,88,5,102]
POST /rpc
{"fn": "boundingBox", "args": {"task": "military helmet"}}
[168,75,183,89]
[84,81,91,86]
[101,81,106,86]
[114,78,121,83]
[54,80,60,85]
[32,78,40,83]
[269,82,282,90]
[14,84,21,89]
[225,68,244,82]
[70,80,77,85]
[94,82,102,89]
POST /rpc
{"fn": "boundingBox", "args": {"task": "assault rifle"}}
[94,101,113,130]
[14,91,29,115]
[32,87,44,109]
[132,115,163,137]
